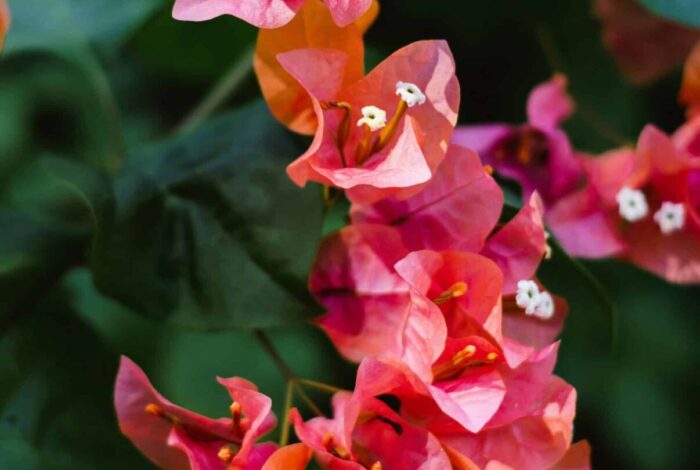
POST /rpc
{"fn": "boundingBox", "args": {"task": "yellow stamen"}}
[322,101,352,167]
[433,281,469,305]
[370,462,383,470]
[484,164,494,175]
[431,345,476,381]
[373,99,408,154]
[355,124,375,165]
[230,402,242,433]
[486,352,498,361]
[144,403,181,427]
[517,131,533,165]
[322,432,350,460]
[218,445,235,463]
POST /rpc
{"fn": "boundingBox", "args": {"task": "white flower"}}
[653,201,685,234]
[533,291,555,320]
[516,280,541,315]
[395,81,426,107]
[616,187,648,222]
[356,105,387,131]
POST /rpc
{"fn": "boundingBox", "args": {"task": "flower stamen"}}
[322,432,350,460]
[322,101,352,167]
[432,281,469,305]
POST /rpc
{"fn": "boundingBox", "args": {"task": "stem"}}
[174,45,255,136]
[297,378,346,395]
[293,385,324,417]
[279,380,295,446]
[254,330,295,381]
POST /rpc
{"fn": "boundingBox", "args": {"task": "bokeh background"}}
[1,0,699,468]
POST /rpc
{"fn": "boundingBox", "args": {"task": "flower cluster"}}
[452,70,700,284]
[113,2,591,469]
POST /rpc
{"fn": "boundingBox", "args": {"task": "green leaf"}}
[638,0,700,28]
[0,293,152,470]
[88,101,324,329]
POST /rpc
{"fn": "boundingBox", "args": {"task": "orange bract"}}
[261,443,312,470]
[680,40,700,118]
[0,0,10,52]
[254,0,378,135]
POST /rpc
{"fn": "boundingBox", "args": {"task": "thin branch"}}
[297,378,347,395]
[279,379,295,446]
[174,45,255,136]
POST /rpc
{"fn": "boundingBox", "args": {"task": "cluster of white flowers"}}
[615,187,685,235]
[516,280,555,320]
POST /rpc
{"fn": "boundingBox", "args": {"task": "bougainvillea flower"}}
[351,145,548,293]
[594,0,700,85]
[550,125,700,283]
[679,41,700,118]
[0,0,9,52]
[172,0,373,28]
[351,145,502,254]
[254,0,378,135]
[435,352,578,470]
[281,40,459,203]
[310,223,446,375]
[261,444,312,470]
[291,389,452,469]
[395,249,566,368]
[115,357,278,470]
[452,75,583,207]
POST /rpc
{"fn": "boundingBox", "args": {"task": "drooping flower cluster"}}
[113,2,591,469]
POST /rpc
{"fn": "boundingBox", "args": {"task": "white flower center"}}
[516,280,541,315]
[533,291,555,320]
[395,81,426,107]
[616,187,648,222]
[356,105,387,131]
[653,201,685,234]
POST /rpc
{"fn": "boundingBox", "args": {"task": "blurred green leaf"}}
[4,0,125,166]
[538,241,616,350]
[639,0,700,28]
[82,101,323,329]
[66,0,166,51]
[0,292,150,469]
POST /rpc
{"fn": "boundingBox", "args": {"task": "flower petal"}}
[526,74,574,131]
[351,144,503,253]
[173,0,305,27]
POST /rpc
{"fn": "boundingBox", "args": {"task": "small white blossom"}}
[395,81,426,107]
[653,201,685,235]
[356,105,387,131]
[616,187,648,222]
[516,280,541,315]
[533,291,555,320]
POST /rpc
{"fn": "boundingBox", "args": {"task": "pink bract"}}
[452,75,583,208]
[114,356,277,470]
[291,391,452,469]
[172,0,372,28]
[281,40,460,204]
[550,124,700,283]
[351,145,547,293]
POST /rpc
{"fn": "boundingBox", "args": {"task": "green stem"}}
[174,45,255,136]
[293,384,324,417]
[297,378,346,395]
[279,379,295,446]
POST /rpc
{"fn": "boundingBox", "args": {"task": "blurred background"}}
[1,0,699,468]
